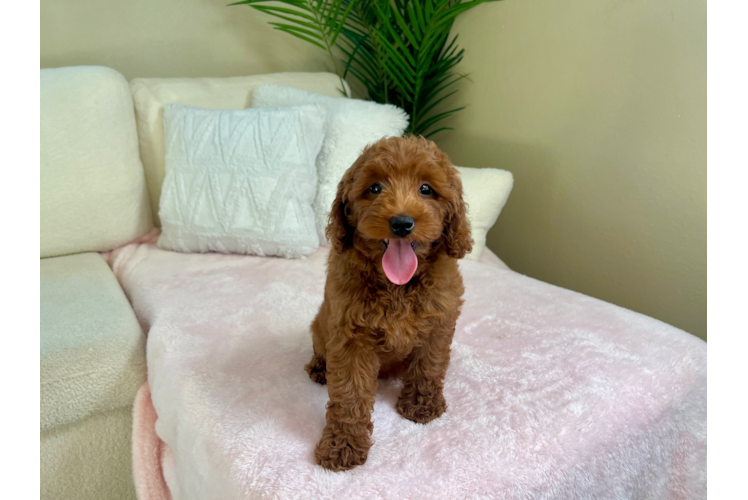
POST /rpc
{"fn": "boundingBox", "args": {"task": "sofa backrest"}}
[130,72,347,226]
[41,66,153,258]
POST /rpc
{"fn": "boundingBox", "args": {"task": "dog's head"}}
[327,136,472,285]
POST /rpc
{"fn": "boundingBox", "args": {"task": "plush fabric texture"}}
[133,383,172,500]
[251,84,410,243]
[157,104,325,258]
[41,405,136,500]
[41,253,146,431]
[110,234,706,500]
[41,66,153,258]
[456,166,514,261]
[130,72,348,225]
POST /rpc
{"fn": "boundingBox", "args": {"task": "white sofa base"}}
[41,406,136,500]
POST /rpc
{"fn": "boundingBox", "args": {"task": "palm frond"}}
[231,0,501,134]
[229,0,357,95]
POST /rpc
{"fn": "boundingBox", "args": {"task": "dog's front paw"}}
[314,426,370,471]
[397,389,446,424]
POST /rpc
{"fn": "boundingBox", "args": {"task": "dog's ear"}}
[443,165,473,259]
[326,167,356,253]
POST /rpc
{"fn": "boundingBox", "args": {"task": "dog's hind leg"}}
[306,353,327,385]
[306,310,328,385]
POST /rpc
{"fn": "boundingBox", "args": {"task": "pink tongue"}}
[382,239,418,285]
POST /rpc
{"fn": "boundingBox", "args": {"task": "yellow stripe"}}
[706,344,719,370]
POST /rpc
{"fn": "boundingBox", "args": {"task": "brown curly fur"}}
[305,136,473,471]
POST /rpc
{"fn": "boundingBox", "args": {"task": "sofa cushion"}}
[113,239,706,498]
[455,166,514,261]
[41,405,136,500]
[251,84,409,244]
[41,66,153,258]
[41,253,146,431]
[130,72,347,225]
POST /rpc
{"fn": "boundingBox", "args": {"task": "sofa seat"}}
[110,236,706,499]
[41,252,146,431]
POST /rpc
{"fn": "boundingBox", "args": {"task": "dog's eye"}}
[369,183,383,195]
[419,184,434,196]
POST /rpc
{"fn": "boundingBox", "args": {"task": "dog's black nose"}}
[390,216,415,237]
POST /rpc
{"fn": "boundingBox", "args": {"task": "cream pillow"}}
[251,84,409,243]
[456,166,514,261]
[157,104,325,258]
[130,72,347,224]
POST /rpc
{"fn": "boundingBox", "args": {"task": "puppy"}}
[306,135,473,471]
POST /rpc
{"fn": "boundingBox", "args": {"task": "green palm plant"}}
[230,0,499,137]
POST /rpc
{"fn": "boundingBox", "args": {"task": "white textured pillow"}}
[457,166,514,261]
[157,104,325,258]
[130,72,347,224]
[251,84,409,243]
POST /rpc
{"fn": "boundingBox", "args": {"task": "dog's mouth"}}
[380,238,418,285]
[380,239,418,251]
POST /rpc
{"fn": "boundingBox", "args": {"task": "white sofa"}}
[40,66,153,499]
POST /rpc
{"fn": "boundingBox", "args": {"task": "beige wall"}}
[40,0,330,80]
[440,0,706,339]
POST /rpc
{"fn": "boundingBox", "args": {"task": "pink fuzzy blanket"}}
[110,235,706,499]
